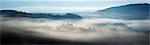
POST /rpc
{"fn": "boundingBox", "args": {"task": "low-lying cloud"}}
[0,17,149,43]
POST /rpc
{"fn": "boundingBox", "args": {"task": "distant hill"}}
[0,10,30,17]
[97,3,150,20]
[30,13,82,19]
[0,10,82,19]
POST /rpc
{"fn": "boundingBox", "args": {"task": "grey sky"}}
[0,0,149,13]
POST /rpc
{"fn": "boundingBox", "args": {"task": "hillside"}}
[0,10,82,19]
[97,3,150,20]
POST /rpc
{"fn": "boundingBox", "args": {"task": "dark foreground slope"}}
[0,26,149,45]
[1,30,149,45]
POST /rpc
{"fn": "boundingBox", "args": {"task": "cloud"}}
[0,17,149,44]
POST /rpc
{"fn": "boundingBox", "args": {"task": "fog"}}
[0,17,149,44]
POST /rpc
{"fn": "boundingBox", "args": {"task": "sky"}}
[0,0,149,13]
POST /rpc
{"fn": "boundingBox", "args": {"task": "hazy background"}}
[0,0,150,13]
